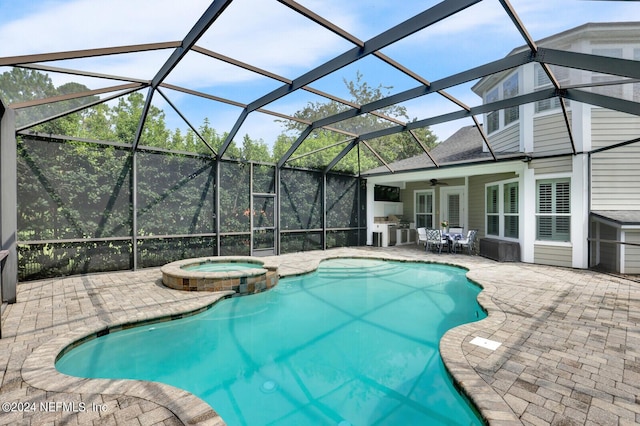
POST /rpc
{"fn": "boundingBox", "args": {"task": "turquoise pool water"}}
[182,261,262,272]
[57,258,486,425]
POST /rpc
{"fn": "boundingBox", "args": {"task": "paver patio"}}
[0,246,638,425]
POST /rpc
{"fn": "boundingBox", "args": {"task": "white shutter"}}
[448,194,460,227]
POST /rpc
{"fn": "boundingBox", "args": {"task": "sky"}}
[1,0,639,147]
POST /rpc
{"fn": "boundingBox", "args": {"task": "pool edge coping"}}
[21,251,520,425]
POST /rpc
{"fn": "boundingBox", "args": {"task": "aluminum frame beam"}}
[0,42,181,67]
[357,89,557,142]
[222,0,482,157]
[564,89,640,117]
[16,85,142,132]
[324,139,358,173]
[131,0,233,151]
[537,48,640,80]
[277,51,534,166]
[9,82,144,109]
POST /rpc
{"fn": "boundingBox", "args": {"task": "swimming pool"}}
[56,258,486,425]
[183,261,263,272]
[161,256,278,293]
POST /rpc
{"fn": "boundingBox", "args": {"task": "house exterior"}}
[363,22,640,274]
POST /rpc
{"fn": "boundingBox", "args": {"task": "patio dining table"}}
[442,232,464,253]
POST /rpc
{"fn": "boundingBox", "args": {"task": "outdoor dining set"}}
[416,228,477,254]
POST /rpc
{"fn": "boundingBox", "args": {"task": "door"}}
[252,195,276,256]
[440,186,465,228]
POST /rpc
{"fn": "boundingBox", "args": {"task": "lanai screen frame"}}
[2,0,640,282]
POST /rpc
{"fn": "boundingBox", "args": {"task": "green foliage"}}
[17,138,132,241]
[7,69,376,278]
[276,71,438,171]
[0,68,100,133]
[280,169,323,230]
[2,67,436,169]
[219,161,251,232]
[136,151,215,236]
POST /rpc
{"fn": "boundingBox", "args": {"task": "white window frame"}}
[484,71,520,135]
[536,178,571,243]
[502,73,519,126]
[414,189,435,229]
[486,88,499,134]
[484,178,519,240]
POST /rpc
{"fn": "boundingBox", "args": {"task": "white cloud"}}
[3,0,638,147]
[1,0,211,54]
[1,0,355,89]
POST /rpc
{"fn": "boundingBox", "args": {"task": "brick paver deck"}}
[1,246,638,425]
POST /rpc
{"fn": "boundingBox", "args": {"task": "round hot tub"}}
[161,256,278,295]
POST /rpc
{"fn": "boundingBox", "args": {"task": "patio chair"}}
[416,227,428,249]
[454,229,478,254]
[426,228,447,253]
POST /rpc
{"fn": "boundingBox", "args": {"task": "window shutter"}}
[537,217,553,239]
[556,182,570,214]
[537,183,552,213]
[487,186,498,214]
[448,194,460,227]
[535,64,550,87]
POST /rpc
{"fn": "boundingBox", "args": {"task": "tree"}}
[241,134,272,162]
[275,71,438,172]
[111,92,170,147]
[0,68,99,134]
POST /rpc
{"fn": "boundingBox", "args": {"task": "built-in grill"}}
[392,215,411,229]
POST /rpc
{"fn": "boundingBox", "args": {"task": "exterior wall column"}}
[366,181,375,245]
[520,63,535,153]
[571,96,592,269]
[521,165,536,263]
[0,101,18,303]
[572,154,590,268]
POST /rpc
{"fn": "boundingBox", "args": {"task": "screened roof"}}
[1,0,640,175]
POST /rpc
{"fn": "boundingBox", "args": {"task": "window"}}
[536,179,570,242]
[486,185,499,236]
[415,190,434,228]
[486,88,499,134]
[504,182,519,238]
[591,48,624,99]
[534,64,570,112]
[485,72,519,134]
[485,181,518,239]
[503,73,519,125]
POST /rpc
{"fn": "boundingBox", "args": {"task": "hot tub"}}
[161,256,278,295]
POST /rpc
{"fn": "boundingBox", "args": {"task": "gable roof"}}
[362,124,496,175]
[472,21,640,95]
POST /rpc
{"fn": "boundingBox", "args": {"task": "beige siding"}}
[488,124,520,153]
[531,157,572,175]
[400,178,464,225]
[468,173,517,238]
[534,244,573,268]
[624,231,640,274]
[533,113,573,156]
[591,109,640,149]
[591,110,640,209]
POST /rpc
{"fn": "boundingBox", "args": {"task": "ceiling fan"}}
[430,178,448,187]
